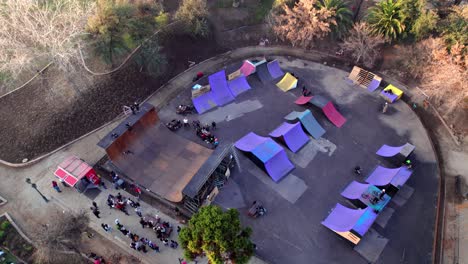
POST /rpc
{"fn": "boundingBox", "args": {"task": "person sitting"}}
[354,166,362,175]
[378,189,386,200]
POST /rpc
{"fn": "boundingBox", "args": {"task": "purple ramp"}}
[321,203,367,232]
[235,132,269,152]
[192,92,217,114]
[376,143,415,158]
[209,70,235,106]
[353,208,378,236]
[269,122,309,153]
[341,181,370,200]
[267,60,285,79]
[366,166,401,186]
[380,90,398,103]
[390,167,413,187]
[264,150,295,182]
[228,75,252,97]
[367,79,381,92]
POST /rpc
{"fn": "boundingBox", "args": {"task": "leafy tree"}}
[271,0,337,48]
[410,9,438,40]
[134,39,166,77]
[86,0,165,65]
[341,22,385,67]
[175,0,210,37]
[367,0,406,41]
[439,5,468,54]
[179,206,254,264]
[317,0,353,39]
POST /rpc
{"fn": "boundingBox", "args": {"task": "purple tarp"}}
[267,60,285,79]
[341,181,370,200]
[209,70,235,106]
[234,132,269,152]
[269,122,309,153]
[322,204,369,232]
[366,166,400,186]
[192,92,217,114]
[376,143,415,158]
[227,75,252,97]
[367,79,381,92]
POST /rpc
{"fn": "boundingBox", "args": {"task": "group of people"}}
[113,219,160,253]
[193,120,219,147]
[107,192,141,216]
[138,216,174,240]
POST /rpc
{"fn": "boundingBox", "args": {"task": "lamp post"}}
[25,178,49,203]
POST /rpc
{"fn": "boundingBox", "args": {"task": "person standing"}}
[211,121,216,130]
[52,181,61,193]
[382,102,389,114]
[135,207,142,217]
[92,208,101,219]
[92,201,98,210]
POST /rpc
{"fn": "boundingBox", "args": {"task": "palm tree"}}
[367,0,406,41]
[317,0,353,39]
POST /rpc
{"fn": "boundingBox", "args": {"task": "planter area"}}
[0,216,34,263]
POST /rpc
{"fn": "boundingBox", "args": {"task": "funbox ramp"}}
[376,143,415,158]
[295,95,313,105]
[269,122,309,153]
[341,181,370,200]
[267,60,285,79]
[208,70,235,106]
[192,92,217,114]
[276,73,298,92]
[322,204,377,240]
[284,110,325,139]
[234,132,269,152]
[240,60,256,76]
[227,75,252,97]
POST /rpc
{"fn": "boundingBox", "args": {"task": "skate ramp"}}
[192,92,217,114]
[267,60,285,79]
[256,62,274,83]
[209,70,235,106]
[366,166,413,188]
[341,181,370,200]
[234,132,269,152]
[376,143,415,158]
[276,72,298,92]
[239,60,256,76]
[323,102,347,128]
[227,75,252,97]
[284,110,325,139]
[310,95,329,109]
[269,122,309,153]
[294,95,313,105]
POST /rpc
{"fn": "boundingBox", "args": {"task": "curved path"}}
[0,46,454,263]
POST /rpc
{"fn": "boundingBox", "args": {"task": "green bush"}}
[0,221,10,231]
[175,0,210,37]
[0,230,5,240]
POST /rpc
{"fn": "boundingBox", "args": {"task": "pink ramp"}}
[269,122,309,153]
[323,102,346,128]
[240,60,255,76]
[234,132,269,152]
[209,70,235,106]
[295,95,313,105]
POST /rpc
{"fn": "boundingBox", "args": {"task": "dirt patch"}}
[0,217,34,263]
[0,33,226,163]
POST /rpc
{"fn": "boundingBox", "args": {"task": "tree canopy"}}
[367,0,406,41]
[271,0,337,48]
[317,0,353,39]
[341,22,385,67]
[175,0,210,37]
[179,206,254,264]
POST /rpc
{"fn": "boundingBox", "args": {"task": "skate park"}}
[157,56,439,264]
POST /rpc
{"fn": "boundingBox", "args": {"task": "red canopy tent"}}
[54,156,100,189]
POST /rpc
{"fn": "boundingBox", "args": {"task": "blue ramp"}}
[284,110,326,139]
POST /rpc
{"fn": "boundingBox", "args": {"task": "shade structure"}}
[366,166,413,188]
[54,156,99,187]
[267,60,285,79]
[209,70,235,106]
[239,60,256,76]
[322,204,377,244]
[235,132,294,182]
[269,122,310,153]
[256,62,274,83]
[227,75,252,97]
[276,72,298,92]
[341,181,392,212]
[376,143,415,158]
[284,110,326,139]
[192,91,217,114]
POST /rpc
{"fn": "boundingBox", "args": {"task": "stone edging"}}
[0,212,33,244]
[0,194,7,207]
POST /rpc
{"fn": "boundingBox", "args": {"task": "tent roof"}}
[54,156,92,186]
